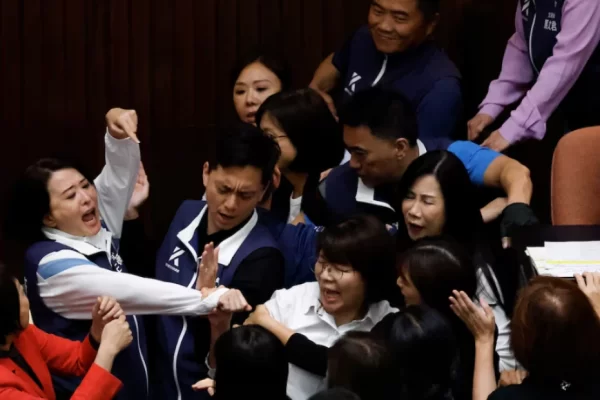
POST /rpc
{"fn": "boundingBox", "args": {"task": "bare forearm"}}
[309,53,339,93]
[208,323,230,368]
[93,344,118,373]
[473,340,497,400]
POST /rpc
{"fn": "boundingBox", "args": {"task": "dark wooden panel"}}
[281,0,304,88]
[64,0,87,128]
[0,0,21,128]
[215,0,238,123]
[42,0,66,125]
[21,0,43,130]
[151,0,174,128]
[173,0,195,126]
[302,0,324,83]
[238,0,260,52]
[194,0,217,126]
[322,0,346,56]
[130,0,151,138]
[108,0,131,106]
[86,0,109,129]
[258,0,282,52]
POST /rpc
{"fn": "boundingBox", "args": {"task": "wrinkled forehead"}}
[209,165,265,191]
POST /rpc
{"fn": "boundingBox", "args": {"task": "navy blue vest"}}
[338,26,460,113]
[24,239,149,400]
[153,200,280,400]
[321,139,452,224]
[522,0,600,128]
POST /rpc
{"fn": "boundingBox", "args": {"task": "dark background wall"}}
[0,0,557,260]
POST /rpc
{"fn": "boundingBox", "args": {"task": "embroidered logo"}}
[560,381,571,391]
[344,72,362,96]
[111,252,123,272]
[166,246,185,273]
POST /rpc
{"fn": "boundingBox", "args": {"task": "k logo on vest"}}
[345,72,362,95]
[166,246,185,273]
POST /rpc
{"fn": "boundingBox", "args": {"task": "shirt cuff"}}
[87,333,101,350]
[498,117,527,144]
[205,353,216,379]
[479,104,504,120]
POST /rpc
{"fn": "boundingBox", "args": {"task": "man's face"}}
[368,0,436,54]
[203,164,267,232]
[344,125,406,188]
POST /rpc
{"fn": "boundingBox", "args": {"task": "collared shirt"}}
[265,282,398,400]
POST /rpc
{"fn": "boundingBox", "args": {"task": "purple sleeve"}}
[497,0,600,143]
[479,2,535,120]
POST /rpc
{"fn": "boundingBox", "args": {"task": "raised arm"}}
[95,109,141,239]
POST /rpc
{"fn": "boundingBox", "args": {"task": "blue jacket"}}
[313,140,500,223]
[24,240,149,400]
[333,26,462,139]
[153,200,281,400]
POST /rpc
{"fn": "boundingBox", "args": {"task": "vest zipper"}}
[132,315,150,396]
[372,54,388,86]
[173,267,199,400]
[528,0,540,74]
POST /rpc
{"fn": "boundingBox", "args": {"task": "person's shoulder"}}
[26,240,73,265]
[368,300,400,323]
[274,281,320,300]
[174,199,205,218]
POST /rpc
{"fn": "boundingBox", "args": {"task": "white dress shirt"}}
[265,282,398,400]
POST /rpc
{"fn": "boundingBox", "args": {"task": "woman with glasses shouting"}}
[240,215,399,400]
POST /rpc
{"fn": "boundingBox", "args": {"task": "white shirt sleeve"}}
[264,287,296,325]
[37,250,227,319]
[94,132,141,239]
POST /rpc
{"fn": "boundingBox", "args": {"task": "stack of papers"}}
[526,241,600,278]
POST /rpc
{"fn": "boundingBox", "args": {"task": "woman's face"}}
[43,168,102,237]
[15,279,30,329]
[259,112,297,170]
[315,253,366,319]
[233,62,282,125]
[401,174,446,241]
[396,268,422,306]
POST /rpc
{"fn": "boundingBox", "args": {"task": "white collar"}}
[42,226,112,256]
[417,139,427,156]
[355,178,395,211]
[176,204,259,266]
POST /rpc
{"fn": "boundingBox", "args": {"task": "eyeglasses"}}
[311,260,353,280]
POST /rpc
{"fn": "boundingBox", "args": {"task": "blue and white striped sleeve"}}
[37,250,227,319]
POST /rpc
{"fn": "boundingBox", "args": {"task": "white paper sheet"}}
[534,241,600,277]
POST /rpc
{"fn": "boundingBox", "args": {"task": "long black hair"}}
[397,150,525,316]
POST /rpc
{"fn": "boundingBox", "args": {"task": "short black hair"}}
[4,158,88,245]
[214,325,288,400]
[0,263,22,345]
[387,305,458,399]
[210,124,281,187]
[256,88,345,175]
[328,331,391,400]
[231,47,292,91]
[308,388,361,400]
[417,0,441,21]
[339,87,418,145]
[317,215,397,305]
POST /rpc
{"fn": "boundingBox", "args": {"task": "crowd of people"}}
[2,0,600,399]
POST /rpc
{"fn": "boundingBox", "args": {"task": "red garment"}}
[0,324,122,399]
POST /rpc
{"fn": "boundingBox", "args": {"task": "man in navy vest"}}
[303,88,536,238]
[310,0,461,140]
[468,0,600,151]
[153,126,285,400]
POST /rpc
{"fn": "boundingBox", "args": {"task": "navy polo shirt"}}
[333,26,463,140]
